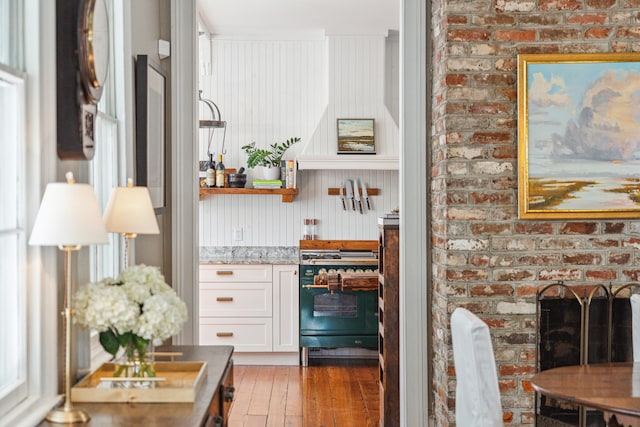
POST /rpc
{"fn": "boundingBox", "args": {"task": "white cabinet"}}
[199,317,272,352]
[273,265,299,352]
[199,264,299,365]
[200,282,272,318]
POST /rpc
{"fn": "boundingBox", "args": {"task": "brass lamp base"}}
[45,407,90,424]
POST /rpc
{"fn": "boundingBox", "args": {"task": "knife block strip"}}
[328,188,380,196]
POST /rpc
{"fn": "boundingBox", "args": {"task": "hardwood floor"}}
[228,360,380,427]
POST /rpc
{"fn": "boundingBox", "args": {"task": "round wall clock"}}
[77,0,109,104]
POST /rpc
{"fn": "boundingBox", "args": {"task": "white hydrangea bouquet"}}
[73,264,187,381]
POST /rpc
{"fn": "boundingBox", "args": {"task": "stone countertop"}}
[199,246,299,265]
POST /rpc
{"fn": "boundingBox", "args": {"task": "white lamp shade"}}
[29,181,109,246]
[103,186,160,235]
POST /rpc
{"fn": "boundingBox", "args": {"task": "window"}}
[0,64,27,419]
[1,1,81,425]
[88,0,121,370]
[91,0,119,283]
[90,113,120,282]
[89,112,121,370]
[0,0,27,419]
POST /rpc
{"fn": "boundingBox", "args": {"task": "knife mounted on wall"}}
[339,181,347,210]
[345,179,355,211]
[354,179,363,214]
[361,180,372,210]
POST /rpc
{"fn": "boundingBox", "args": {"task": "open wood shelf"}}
[199,187,298,203]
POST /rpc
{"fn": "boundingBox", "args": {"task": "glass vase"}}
[113,341,156,389]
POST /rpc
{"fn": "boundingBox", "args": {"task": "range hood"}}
[296,34,399,170]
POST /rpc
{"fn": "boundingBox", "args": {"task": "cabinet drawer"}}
[199,317,272,352]
[200,265,272,283]
[200,283,272,317]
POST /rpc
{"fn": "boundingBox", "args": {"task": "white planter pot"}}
[257,166,280,180]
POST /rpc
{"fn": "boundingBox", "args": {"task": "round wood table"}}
[531,363,640,418]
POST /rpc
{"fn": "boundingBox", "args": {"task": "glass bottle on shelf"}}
[204,153,215,188]
[200,153,216,187]
[303,219,312,240]
[303,218,318,240]
[216,154,225,188]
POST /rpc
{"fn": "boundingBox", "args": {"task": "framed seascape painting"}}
[337,118,376,154]
[518,52,640,219]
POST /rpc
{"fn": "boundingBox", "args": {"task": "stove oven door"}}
[299,266,378,349]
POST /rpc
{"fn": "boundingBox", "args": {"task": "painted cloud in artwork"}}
[529,72,572,109]
[540,69,640,161]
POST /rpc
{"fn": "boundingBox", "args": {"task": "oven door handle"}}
[302,284,329,289]
[306,259,378,265]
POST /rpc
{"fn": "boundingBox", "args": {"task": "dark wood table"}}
[39,345,233,427]
[531,363,640,419]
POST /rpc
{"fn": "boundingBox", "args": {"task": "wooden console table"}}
[39,345,234,427]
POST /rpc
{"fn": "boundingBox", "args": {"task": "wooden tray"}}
[71,361,208,403]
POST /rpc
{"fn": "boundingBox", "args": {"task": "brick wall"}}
[430,0,640,425]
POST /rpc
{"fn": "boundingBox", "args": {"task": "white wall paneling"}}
[199,34,400,247]
[199,37,326,164]
[300,35,399,159]
[385,32,399,126]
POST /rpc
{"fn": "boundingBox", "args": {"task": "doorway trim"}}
[171,0,430,424]
[170,0,199,345]
[399,0,429,425]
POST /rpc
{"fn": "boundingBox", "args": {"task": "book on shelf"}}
[252,179,284,189]
[253,179,283,184]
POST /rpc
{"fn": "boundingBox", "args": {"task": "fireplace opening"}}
[536,282,638,427]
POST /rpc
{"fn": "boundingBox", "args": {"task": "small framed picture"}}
[337,118,376,154]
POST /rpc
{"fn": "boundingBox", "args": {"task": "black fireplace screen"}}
[536,282,639,427]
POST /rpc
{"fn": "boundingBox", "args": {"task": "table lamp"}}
[103,178,159,267]
[29,172,108,424]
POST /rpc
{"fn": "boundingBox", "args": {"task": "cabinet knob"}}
[216,332,233,337]
[216,297,233,302]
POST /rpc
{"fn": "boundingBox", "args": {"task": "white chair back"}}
[631,294,640,362]
[451,307,503,427]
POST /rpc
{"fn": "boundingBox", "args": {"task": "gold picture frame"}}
[518,52,640,219]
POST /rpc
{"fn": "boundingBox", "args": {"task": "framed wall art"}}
[135,54,166,212]
[518,52,640,219]
[337,118,376,154]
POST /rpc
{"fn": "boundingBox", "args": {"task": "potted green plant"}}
[241,137,300,180]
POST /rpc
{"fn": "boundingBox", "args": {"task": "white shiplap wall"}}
[199,34,399,247]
